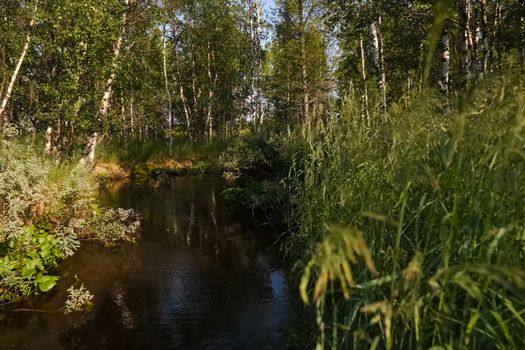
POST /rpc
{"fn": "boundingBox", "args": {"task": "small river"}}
[0,176,292,349]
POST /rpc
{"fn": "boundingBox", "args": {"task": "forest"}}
[1,0,525,349]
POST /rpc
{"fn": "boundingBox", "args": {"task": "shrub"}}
[220,135,284,182]
[0,129,139,303]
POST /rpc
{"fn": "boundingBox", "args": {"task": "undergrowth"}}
[0,128,139,306]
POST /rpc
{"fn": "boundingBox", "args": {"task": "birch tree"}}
[81,0,130,164]
[0,2,38,122]
[439,22,450,96]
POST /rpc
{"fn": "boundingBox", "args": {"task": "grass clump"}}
[287,71,525,349]
[0,129,139,304]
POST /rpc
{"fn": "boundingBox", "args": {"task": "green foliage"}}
[0,132,139,303]
[220,135,284,182]
[222,180,287,223]
[64,284,94,314]
[0,225,62,301]
[84,206,139,248]
[287,71,525,349]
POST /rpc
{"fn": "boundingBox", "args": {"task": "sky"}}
[262,0,276,17]
[261,0,277,45]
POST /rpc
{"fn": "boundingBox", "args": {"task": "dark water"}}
[0,176,292,349]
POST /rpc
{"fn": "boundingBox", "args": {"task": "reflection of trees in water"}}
[1,178,287,349]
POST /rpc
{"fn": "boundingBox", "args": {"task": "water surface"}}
[0,176,291,349]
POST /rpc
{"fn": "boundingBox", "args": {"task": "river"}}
[0,176,292,349]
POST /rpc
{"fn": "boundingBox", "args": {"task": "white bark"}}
[97,0,128,119]
[458,0,471,81]
[359,35,370,124]
[489,1,502,71]
[173,39,193,141]
[298,0,309,125]
[0,7,37,120]
[248,0,263,128]
[440,24,450,96]
[370,19,386,114]
[85,0,128,165]
[80,132,98,165]
[480,0,489,73]
[44,126,52,155]
[161,23,173,151]
[206,42,217,141]
[86,132,98,163]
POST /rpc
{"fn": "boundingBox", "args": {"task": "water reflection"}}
[0,176,291,349]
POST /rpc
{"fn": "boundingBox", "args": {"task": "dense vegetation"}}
[290,71,525,349]
[1,0,525,348]
[0,130,138,306]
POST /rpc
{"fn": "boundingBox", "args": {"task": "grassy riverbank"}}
[284,72,525,349]
[94,138,228,183]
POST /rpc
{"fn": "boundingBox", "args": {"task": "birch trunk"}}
[480,0,489,73]
[205,43,217,142]
[0,6,37,121]
[370,19,386,114]
[79,132,98,166]
[248,0,263,128]
[84,0,128,165]
[489,1,502,71]
[359,36,370,125]
[458,0,471,82]
[97,0,128,119]
[173,40,193,141]
[440,23,450,96]
[161,23,173,152]
[44,127,52,155]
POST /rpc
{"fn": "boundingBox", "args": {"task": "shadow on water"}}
[0,175,292,349]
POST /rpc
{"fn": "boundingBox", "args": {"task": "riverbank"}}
[283,74,525,349]
[93,139,227,186]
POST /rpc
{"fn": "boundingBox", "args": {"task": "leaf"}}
[35,275,59,292]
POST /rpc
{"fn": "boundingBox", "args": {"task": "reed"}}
[286,70,525,349]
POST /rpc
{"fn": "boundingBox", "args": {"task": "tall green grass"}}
[286,70,525,349]
[97,137,229,165]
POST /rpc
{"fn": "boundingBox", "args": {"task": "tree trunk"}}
[173,39,193,141]
[205,42,217,142]
[0,6,37,121]
[370,19,386,114]
[359,35,370,125]
[480,0,489,74]
[440,23,451,97]
[44,126,52,155]
[85,0,128,165]
[458,0,471,83]
[489,0,502,71]
[162,23,173,152]
[248,0,263,128]
[97,0,128,119]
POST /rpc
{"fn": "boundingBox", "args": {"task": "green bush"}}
[220,135,285,182]
[0,130,139,303]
